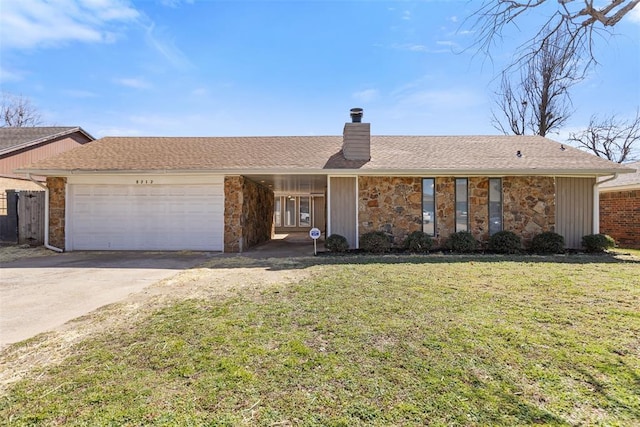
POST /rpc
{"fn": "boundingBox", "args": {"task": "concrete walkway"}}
[0,234,323,348]
[0,251,213,348]
[242,233,325,258]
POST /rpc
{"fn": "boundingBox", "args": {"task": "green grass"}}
[2,255,640,426]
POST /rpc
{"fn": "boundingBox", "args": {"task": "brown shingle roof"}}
[17,134,633,175]
[0,126,94,153]
[600,161,640,189]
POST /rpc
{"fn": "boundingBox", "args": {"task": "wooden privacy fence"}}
[0,190,45,245]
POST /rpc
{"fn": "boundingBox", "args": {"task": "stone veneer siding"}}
[358,175,556,248]
[502,176,556,245]
[224,176,274,252]
[358,177,422,246]
[469,177,490,244]
[600,189,640,248]
[47,177,66,249]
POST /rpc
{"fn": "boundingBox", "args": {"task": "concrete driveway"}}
[0,251,214,348]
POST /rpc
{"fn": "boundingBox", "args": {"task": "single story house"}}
[0,126,94,193]
[17,109,634,252]
[599,161,640,248]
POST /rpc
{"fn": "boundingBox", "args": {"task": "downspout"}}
[593,174,618,234]
[27,173,64,252]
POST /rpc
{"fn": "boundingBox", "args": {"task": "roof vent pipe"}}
[350,107,363,123]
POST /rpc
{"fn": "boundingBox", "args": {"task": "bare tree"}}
[1,92,43,127]
[568,111,640,163]
[492,31,582,136]
[471,0,639,72]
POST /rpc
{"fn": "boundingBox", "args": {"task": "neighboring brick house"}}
[599,161,640,248]
[0,127,94,193]
[17,109,633,252]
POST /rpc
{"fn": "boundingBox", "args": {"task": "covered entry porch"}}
[243,173,357,250]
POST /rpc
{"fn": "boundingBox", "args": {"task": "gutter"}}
[15,166,636,178]
[27,173,64,253]
[592,174,619,234]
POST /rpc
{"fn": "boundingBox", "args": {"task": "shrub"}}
[446,231,478,253]
[530,231,565,254]
[488,231,521,254]
[325,234,349,252]
[360,231,392,253]
[582,233,615,253]
[403,231,433,253]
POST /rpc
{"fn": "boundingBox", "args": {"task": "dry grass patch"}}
[0,245,57,263]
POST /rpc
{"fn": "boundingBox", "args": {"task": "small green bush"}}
[325,234,349,252]
[488,231,521,254]
[360,231,392,253]
[530,231,565,254]
[403,231,433,253]
[582,233,615,253]
[446,231,478,253]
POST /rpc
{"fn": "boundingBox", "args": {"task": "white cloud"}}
[402,10,411,21]
[191,87,209,97]
[144,23,193,70]
[629,5,640,24]
[352,89,380,103]
[114,77,152,89]
[390,43,451,54]
[0,0,139,49]
[390,77,484,112]
[0,66,24,83]
[159,0,195,8]
[61,89,98,98]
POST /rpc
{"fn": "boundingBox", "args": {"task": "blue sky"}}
[1,0,639,142]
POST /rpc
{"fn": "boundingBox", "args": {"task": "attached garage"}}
[66,176,224,251]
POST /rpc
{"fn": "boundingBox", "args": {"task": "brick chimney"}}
[342,108,370,161]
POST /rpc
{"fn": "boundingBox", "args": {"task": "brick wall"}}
[47,177,66,249]
[600,189,640,248]
[224,176,274,252]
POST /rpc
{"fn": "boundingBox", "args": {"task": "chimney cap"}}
[350,107,364,123]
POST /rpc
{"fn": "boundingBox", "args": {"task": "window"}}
[299,197,310,227]
[489,178,502,235]
[274,197,282,227]
[422,178,436,236]
[455,178,468,232]
[284,197,296,227]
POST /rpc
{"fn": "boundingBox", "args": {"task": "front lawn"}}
[2,255,639,426]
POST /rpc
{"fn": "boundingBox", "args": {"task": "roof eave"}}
[14,166,635,177]
[599,183,640,192]
[0,127,95,156]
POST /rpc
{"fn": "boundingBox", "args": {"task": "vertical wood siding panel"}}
[329,177,357,248]
[17,191,45,245]
[556,177,594,249]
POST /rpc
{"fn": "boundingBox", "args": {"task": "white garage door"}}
[68,183,224,251]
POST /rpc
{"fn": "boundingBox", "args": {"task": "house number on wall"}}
[136,180,154,184]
